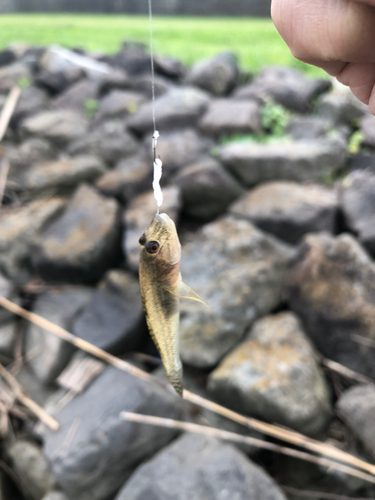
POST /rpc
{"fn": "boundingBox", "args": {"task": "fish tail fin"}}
[166,364,183,398]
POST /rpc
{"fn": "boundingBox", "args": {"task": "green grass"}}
[0,14,326,77]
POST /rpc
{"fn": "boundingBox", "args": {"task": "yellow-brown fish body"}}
[139,213,206,397]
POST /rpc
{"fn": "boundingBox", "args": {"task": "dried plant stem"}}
[0,298,157,384]
[182,390,375,476]
[351,334,375,350]
[120,412,375,485]
[0,159,9,208]
[0,296,374,477]
[0,362,59,431]
[322,358,375,385]
[0,85,21,142]
[280,485,375,500]
[0,85,22,210]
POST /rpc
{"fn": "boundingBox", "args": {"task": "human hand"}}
[271,0,375,114]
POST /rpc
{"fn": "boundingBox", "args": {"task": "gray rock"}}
[35,67,84,96]
[128,86,210,135]
[32,185,121,283]
[8,440,56,500]
[15,363,58,408]
[155,365,262,455]
[285,115,334,141]
[186,52,238,96]
[43,366,183,500]
[123,186,181,271]
[20,109,89,148]
[339,170,375,256]
[337,385,375,461]
[234,66,331,112]
[128,73,173,98]
[179,216,294,368]
[40,46,112,80]
[0,63,31,93]
[218,138,346,186]
[0,94,6,111]
[0,197,66,284]
[0,469,10,500]
[95,89,146,122]
[174,156,244,221]
[272,454,372,499]
[96,153,152,203]
[154,54,186,81]
[25,286,93,383]
[12,86,49,126]
[8,138,56,169]
[315,81,368,124]
[208,312,331,435]
[349,153,375,172]
[115,433,286,500]
[0,273,17,324]
[144,128,213,179]
[0,321,16,359]
[52,79,99,112]
[68,119,138,165]
[42,492,69,500]
[286,232,375,378]
[12,155,106,195]
[0,48,16,67]
[229,181,338,245]
[199,99,262,138]
[97,68,130,94]
[360,114,375,148]
[111,46,151,76]
[72,270,144,354]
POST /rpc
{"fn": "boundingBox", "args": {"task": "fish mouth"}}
[152,213,180,260]
[155,213,177,237]
[155,213,174,227]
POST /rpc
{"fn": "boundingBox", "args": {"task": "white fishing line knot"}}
[152,130,159,151]
[153,157,163,212]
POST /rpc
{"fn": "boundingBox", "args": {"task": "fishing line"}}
[148,0,163,213]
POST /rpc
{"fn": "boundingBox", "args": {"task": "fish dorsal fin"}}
[162,279,208,306]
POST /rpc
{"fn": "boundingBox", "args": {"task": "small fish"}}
[139,213,206,397]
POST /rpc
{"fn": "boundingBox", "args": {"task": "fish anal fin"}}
[161,280,208,306]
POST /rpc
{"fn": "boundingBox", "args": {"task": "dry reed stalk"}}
[0,295,374,477]
[0,159,9,207]
[322,358,375,385]
[351,334,375,350]
[0,86,21,142]
[0,362,59,430]
[281,485,375,500]
[0,85,22,210]
[120,412,375,485]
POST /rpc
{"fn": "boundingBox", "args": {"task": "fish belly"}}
[141,280,183,396]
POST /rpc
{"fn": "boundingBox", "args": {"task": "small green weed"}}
[218,100,291,146]
[84,99,99,119]
[126,102,138,114]
[17,76,32,89]
[261,100,290,136]
[219,133,290,146]
[347,130,364,155]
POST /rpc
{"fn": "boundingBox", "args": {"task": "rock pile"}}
[0,41,375,499]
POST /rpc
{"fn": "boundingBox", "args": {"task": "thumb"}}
[272,0,375,65]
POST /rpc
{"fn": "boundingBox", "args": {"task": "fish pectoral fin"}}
[178,281,208,306]
[162,281,208,306]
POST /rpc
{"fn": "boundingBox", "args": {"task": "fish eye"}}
[146,241,159,254]
[139,234,146,246]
